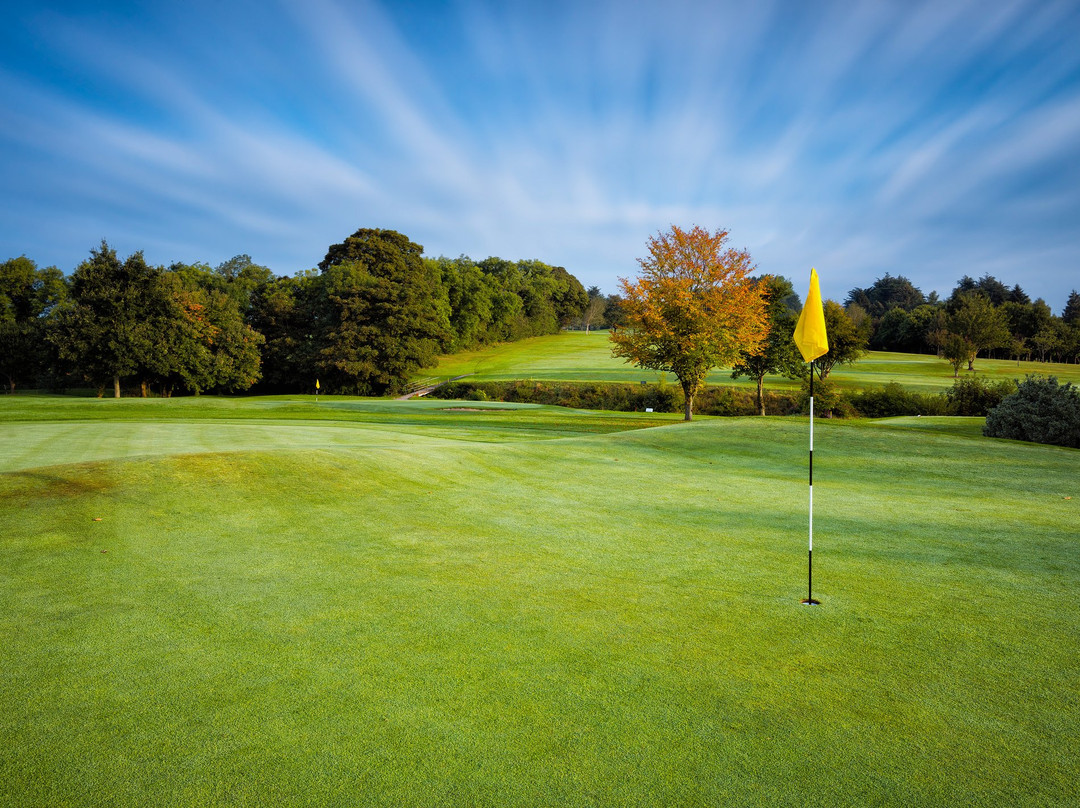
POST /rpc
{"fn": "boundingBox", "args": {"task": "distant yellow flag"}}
[316,379,320,390]
[794,268,829,362]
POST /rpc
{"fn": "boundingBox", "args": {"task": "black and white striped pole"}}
[804,360,819,605]
[793,268,828,606]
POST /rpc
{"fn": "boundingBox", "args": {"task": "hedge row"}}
[428,380,687,413]
[427,376,1015,418]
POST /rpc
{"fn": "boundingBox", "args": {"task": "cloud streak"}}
[0,0,1078,308]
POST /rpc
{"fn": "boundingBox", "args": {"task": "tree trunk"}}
[140,380,148,398]
[756,375,765,416]
[682,381,694,421]
[113,375,121,398]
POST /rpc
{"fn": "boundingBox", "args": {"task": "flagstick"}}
[803,360,820,605]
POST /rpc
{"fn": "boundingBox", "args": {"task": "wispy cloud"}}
[0,0,1078,306]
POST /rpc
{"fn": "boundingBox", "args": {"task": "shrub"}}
[983,375,1080,448]
[634,381,681,413]
[847,382,950,417]
[697,386,754,416]
[797,377,857,418]
[946,376,1017,416]
[849,382,921,417]
[426,380,682,413]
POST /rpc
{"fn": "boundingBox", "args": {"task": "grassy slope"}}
[2,397,1078,806]
[430,330,1080,393]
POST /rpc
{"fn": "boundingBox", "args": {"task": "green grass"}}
[430,331,1080,393]
[2,396,1078,806]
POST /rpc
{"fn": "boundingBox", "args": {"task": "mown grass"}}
[2,396,1077,806]
[430,330,1080,393]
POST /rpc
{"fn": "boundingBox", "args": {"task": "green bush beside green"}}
[945,375,1017,416]
[984,375,1080,448]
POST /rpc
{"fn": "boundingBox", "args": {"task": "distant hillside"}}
[429,330,1080,394]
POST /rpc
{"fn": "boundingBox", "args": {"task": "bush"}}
[796,377,857,418]
[847,382,950,418]
[635,381,681,413]
[946,376,1017,416]
[983,375,1080,448]
[693,387,799,416]
[697,386,755,416]
[848,382,921,417]
[426,380,682,413]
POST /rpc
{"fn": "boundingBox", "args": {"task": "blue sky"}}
[2,0,1078,309]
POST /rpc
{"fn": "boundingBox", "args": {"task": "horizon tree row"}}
[846,273,1080,368]
[0,228,588,396]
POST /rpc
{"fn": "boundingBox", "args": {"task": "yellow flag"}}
[793,268,829,362]
[316,379,320,390]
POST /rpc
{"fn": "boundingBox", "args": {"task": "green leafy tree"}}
[945,376,1017,416]
[153,267,264,395]
[544,264,589,328]
[846,273,925,318]
[604,294,627,330]
[1002,298,1055,346]
[214,254,275,314]
[248,270,324,392]
[49,242,162,397]
[1,256,66,392]
[432,256,494,351]
[1008,284,1030,305]
[1030,321,1067,363]
[1062,290,1080,326]
[941,332,974,378]
[317,228,451,394]
[813,300,870,379]
[731,275,801,415]
[948,292,1010,371]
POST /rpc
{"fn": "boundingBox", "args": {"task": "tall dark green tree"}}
[317,228,451,394]
[431,256,495,351]
[248,270,325,392]
[1,256,66,392]
[1063,290,1080,326]
[846,274,925,317]
[154,266,264,395]
[1008,284,1030,305]
[50,242,162,397]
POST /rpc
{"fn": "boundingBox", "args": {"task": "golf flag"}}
[794,268,828,362]
[316,379,320,391]
[795,268,828,606]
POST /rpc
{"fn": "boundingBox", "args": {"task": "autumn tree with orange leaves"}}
[610,226,769,421]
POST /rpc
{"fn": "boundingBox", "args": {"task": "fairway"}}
[430,330,1080,393]
[2,396,1078,806]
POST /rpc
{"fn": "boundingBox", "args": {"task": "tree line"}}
[846,273,1080,370]
[1,228,588,396]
